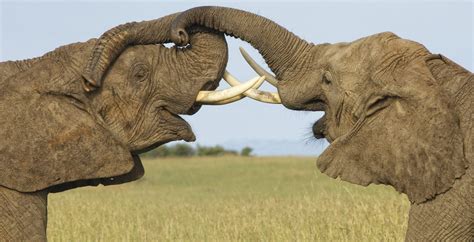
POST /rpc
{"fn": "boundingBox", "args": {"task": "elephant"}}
[0,12,276,241]
[162,6,473,241]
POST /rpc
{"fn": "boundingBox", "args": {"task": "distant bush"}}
[141,146,170,158]
[171,143,196,157]
[142,143,251,158]
[197,145,237,156]
[240,147,253,157]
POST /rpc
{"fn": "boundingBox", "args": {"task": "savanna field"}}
[47,156,409,241]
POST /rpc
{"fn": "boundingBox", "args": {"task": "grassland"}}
[47,156,409,241]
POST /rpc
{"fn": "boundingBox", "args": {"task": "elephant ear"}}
[0,83,135,192]
[425,54,473,163]
[317,55,468,204]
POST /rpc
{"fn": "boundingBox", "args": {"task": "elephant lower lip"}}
[160,108,196,142]
[186,103,202,115]
[201,80,219,91]
[313,133,325,139]
[312,116,327,140]
[184,81,218,115]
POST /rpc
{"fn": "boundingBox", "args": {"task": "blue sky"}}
[1,1,472,154]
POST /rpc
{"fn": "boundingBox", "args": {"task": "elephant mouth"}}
[312,115,335,143]
[161,107,196,142]
[159,71,280,143]
[186,103,204,115]
[312,116,327,140]
[185,80,219,115]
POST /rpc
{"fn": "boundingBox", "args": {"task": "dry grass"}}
[47,156,409,241]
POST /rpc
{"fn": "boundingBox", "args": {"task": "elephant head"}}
[167,6,471,205]
[0,12,267,193]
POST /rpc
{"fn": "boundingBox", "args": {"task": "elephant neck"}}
[405,164,473,241]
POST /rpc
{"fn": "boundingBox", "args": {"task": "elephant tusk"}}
[224,71,265,89]
[196,76,265,104]
[223,71,281,104]
[202,73,267,105]
[202,95,243,105]
[239,47,280,86]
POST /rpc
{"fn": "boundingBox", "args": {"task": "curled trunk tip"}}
[169,6,313,80]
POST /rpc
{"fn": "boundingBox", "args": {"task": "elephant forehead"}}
[114,45,159,66]
[322,42,374,74]
[324,32,402,67]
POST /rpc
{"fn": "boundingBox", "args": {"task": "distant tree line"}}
[141,144,253,158]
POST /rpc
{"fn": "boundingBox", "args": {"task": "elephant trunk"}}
[183,27,229,86]
[168,29,229,115]
[82,13,180,90]
[170,6,313,82]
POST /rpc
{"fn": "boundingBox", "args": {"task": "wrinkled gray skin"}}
[166,6,473,241]
[0,13,228,241]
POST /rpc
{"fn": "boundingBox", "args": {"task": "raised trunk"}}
[82,12,181,89]
[170,6,313,82]
[176,28,229,97]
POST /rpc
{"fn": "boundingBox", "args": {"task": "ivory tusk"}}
[196,76,265,104]
[202,95,243,105]
[239,47,280,86]
[202,74,267,105]
[223,71,281,104]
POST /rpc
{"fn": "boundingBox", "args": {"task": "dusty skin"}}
[0,11,277,241]
[0,13,236,241]
[170,6,473,241]
[1,6,473,241]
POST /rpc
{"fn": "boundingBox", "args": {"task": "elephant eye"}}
[130,63,150,82]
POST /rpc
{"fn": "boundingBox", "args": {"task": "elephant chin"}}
[161,108,196,142]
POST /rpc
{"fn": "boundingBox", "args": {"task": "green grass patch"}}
[48,156,409,241]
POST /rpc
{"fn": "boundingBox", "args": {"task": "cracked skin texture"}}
[0,13,228,241]
[168,6,473,241]
[0,25,228,193]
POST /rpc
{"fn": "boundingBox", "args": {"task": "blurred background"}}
[1,1,472,156]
